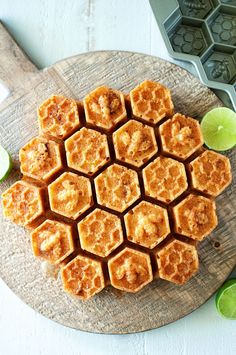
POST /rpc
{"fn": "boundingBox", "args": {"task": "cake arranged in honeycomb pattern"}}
[1,81,232,300]
[31,220,75,264]
[156,238,199,285]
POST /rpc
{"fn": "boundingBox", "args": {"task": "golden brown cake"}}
[48,172,93,219]
[94,164,140,212]
[189,150,232,197]
[2,181,44,227]
[38,95,80,139]
[113,119,158,167]
[130,80,174,123]
[31,220,74,264]
[61,255,105,300]
[2,80,232,300]
[124,201,170,248]
[19,136,62,182]
[84,86,126,130]
[173,194,218,241]
[143,157,188,203]
[160,113,204,159]
[78,209,123,257]
[156,238,199,285]
[108,248,153,292]
[65,127,110,175]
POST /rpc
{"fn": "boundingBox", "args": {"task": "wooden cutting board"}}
[0,22,235,334]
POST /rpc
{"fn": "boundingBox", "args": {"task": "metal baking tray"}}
[150,0,236,110]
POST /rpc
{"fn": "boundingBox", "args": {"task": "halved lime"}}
[201,107,236,151]
[0,145,13,182]
[215,279,236,319]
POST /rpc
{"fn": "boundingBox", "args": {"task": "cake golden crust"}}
[78,209,123,257]
[143,157,188,203]
[156,238,199,285]
[48,172,93,219]
[38,95,80,139]
[2,181,44,227]
[124,201,170,249]
[2,80,232,300]
[19,136,62,182]
[160,113,204,159]
[84,86,126,130]
[94,164,141,212]
[31,220,74,264]
[130,80,174,123]
[61,255,105,300]
[65,127,110,175]
[108,248,153,292]
[113,119,158,167]
[189,150,232,197]
[173,194,218,241]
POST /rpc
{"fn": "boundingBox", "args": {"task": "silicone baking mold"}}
[149,0,236,110]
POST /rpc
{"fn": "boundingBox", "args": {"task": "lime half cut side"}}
[201,107,236,151]
[216,279,236,320]
[0,145,13,182]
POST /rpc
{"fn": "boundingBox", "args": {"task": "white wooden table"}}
[0,1,235,354]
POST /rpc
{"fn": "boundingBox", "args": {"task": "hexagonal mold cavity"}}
[156,238,199,285]
[189,150,232,196]
[124,201,170,249]
[1,181,44,227]
[84,86,127,131]
[19,136,63,182]
[173,194,218,241]
[203,48,236,84]
[113,119,158,167]
[143,157,188,204]
[38,95,80,139]
[129,80,174,124]
[108,247,153,292]
[178,0,217,19]
[78,209,123,257]
[48,172,93,219]
[61,254,105,300]
[159,113,203,159]
[31,219,74,264]
[209,7,236,46]
[94,164,140,212]
[169,19,211,56]
[65,127,110,175]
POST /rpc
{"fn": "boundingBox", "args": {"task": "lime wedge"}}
[215,279,236,319]
[201,107,236,151]
[0,145,13,182]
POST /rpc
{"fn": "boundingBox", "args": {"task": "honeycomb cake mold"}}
[1,81,232,300]
[149,0,236,110]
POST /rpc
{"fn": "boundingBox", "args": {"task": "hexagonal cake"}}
[1,80,232,300]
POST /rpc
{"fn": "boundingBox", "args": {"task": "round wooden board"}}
[0,24,235,334]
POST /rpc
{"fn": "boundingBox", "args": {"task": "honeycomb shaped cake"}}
[1,81,232,300]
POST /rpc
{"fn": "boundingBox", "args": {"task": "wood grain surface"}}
[0,22,235,334]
